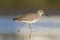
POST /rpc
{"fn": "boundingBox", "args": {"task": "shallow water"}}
[0,30,60,40]
[0,16,60,40]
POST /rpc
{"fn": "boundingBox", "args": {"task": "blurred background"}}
[0,0,60,40]
[0,0,60,16]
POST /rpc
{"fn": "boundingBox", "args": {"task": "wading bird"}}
[13,10,49,40]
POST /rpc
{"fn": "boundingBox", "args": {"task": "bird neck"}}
[37,13,43,16]
[37,11,43,16]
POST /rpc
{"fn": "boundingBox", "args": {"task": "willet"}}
[13,10,49,40]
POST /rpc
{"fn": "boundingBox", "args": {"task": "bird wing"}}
[17,13,38,21]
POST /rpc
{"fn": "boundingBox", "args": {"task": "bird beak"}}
[45,13,49,17]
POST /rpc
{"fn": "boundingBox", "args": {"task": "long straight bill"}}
[45,14,49,17]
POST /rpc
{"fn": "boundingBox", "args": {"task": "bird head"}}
[37,10,49,17]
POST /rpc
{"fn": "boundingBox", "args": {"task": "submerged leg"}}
[29,24,32,40]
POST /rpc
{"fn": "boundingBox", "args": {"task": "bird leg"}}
[29,24,32,40]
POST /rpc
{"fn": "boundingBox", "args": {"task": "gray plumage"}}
[16,13,40,21]
[13,10,49,40]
